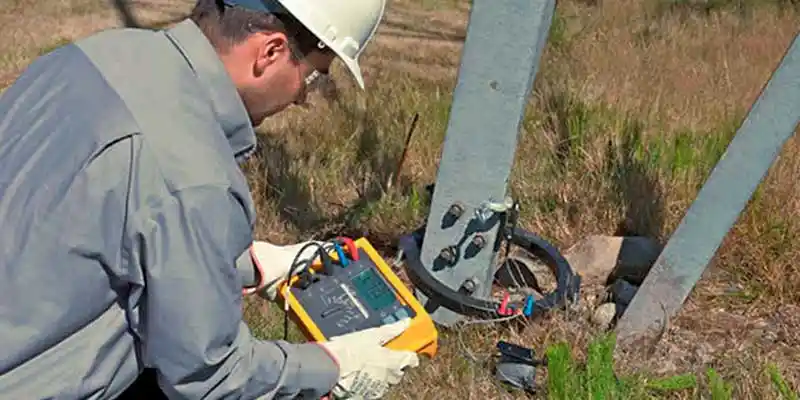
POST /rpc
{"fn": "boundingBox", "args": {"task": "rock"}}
[592,303,618,329]
[762,330,779,343]
[563,235,662,286]
[694,343,715,365]
[573,293,598,314]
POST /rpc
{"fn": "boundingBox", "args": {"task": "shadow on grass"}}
[332,95,417,201]
[605,119,666,240]
[258,132,323,233]
[257,99,418,247]
[536,80,666,241]
[111,0,141,28]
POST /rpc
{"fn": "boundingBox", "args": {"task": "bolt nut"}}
[471,234,486,249]
[462,278,478,294]
[445,203,465,220]
[439,246,458,265]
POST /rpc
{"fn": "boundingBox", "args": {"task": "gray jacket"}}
[0,19,338,399]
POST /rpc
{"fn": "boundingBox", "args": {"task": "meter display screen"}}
[351,268,397,310]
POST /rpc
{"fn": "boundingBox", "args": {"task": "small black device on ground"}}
[494,340,547,395]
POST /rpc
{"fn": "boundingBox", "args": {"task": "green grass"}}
[543,333,798,399]
[527,86,739,184]
[707,368,734,400]
[544,333,691,399]
[768,363,800,400]
[644,373,698,393]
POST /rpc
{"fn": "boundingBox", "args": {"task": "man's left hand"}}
[246,240,332,301]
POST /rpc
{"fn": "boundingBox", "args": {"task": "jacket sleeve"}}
[127,184,339,399]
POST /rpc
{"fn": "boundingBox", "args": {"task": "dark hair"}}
[189,0,322,58]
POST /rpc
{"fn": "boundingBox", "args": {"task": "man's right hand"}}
[317,318,420,399]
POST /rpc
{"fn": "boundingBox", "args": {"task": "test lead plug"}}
[295,269,314,289]
[319,248,336,276]
[332,243,349,267]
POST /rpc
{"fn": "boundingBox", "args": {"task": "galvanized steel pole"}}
[416,0,556,326]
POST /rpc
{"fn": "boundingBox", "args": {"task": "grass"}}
[2,0,800,398]
[543,333,797,399]
[648,0,800,18]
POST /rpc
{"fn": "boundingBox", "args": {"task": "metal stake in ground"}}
[391,112,420,190]
[614,33,800,349]
[415,0,556,327]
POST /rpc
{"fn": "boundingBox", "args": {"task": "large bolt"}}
[461,278,478,294]
[439,246,458,266]
[445,203,465,220]
[471,234,486,249]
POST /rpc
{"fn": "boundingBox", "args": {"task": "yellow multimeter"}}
[274,237,438,357]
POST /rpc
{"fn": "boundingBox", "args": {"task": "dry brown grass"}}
[2,0,799,398]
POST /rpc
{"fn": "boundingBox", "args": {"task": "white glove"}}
[248,240,333,300]
[318,318,420,399]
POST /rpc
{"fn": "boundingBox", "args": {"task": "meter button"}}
[394,308,409,320]
[321,306,346,319]
[382,315,397,324]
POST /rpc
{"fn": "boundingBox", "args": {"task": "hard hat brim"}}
[336,55,365,90]
[222,0,277,13]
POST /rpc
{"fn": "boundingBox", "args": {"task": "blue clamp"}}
[523,295,535,316]
[333,243,349,267]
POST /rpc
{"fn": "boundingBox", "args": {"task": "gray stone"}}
[563,235,662,286]
[592,303,618,329]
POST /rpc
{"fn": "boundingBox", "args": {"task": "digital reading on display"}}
[350,268,397,310]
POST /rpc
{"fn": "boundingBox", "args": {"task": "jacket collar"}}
[164,19,257,163]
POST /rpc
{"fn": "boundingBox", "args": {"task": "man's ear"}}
[253,32,291,77]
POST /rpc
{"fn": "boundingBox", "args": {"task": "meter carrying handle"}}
[399,224,581,319]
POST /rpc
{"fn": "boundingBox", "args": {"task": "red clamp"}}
[498,292,512,316]
[335,236,359,261]
[497,292,524,316]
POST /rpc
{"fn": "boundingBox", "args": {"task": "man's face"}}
[222,30,335,126]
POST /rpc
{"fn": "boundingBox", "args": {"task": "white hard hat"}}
[224,0,386,89]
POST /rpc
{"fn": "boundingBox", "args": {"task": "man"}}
[0,0,420,398]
